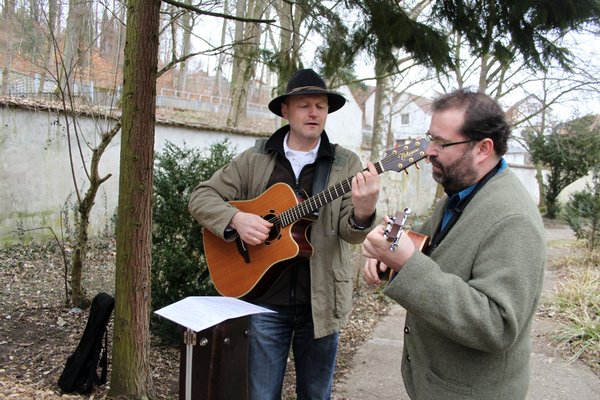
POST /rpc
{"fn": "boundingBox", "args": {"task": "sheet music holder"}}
[155,296,275,400]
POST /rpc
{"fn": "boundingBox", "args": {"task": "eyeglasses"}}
[425,132,474,150]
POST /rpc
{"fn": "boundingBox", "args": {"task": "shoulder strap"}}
[312,143,336,195]
[253,138,269,154]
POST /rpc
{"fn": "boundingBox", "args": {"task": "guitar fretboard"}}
[277,161,385,227]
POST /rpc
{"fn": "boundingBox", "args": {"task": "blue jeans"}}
[248,304,339,400]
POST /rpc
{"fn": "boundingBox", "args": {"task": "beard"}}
[429,148,478,193]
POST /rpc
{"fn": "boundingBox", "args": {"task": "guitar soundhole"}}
[263,213,281,244]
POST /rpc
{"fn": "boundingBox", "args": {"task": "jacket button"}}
[404,326,410,334]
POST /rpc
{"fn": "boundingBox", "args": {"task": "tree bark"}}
[37,0,59,95]
[109,0,160,397]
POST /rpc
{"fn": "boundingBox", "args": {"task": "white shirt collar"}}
[283,132,320,179]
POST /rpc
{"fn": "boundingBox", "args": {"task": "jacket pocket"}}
[425,368,472,398]
[332,262,353,319]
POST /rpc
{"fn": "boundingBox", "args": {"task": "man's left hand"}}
[351,161,380,225]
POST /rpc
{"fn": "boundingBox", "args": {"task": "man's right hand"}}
[230,211,273,246]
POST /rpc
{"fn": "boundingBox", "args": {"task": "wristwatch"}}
[350,212,374,230]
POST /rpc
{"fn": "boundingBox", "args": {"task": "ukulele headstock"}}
[384,208,412,251]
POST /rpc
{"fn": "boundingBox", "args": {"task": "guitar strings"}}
[260,148,421,229]
[261,159,389,229]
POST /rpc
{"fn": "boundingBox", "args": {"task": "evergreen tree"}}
[527,115,600,218]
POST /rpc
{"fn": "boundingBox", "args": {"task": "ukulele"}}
[377,208,428,281]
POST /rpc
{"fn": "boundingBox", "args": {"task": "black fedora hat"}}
[268,69,346,117]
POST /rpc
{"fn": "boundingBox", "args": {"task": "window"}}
[401,113,410,125]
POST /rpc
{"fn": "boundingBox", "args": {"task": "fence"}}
[156,88,275,119]
[1,70,276,119]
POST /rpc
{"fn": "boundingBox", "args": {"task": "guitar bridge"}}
[235,237,251,263]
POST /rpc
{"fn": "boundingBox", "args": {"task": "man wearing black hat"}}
[189,68,380,399]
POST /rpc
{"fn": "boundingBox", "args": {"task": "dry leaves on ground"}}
[0,240,389,399]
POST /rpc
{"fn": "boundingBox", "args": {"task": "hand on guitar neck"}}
[362,208,428,284]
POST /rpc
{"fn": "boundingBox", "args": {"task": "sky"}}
[187,11,599,123]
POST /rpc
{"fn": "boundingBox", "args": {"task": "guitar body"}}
[408,230,429,251]
[203,183,315,299]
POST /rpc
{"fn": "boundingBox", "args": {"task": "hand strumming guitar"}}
[230,211,273,246]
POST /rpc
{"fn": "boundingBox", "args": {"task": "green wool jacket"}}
[188,133,372,338]
[385,167,546,400]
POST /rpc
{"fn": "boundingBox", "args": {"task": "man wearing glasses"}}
[362,89,546,399]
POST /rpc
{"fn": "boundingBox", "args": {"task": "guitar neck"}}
[279,161,386,227]
[277,138,428,227]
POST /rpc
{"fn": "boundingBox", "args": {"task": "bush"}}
[564,169,600,253]
[151,139,235,342]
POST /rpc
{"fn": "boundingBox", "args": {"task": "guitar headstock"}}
[380,138,428,173]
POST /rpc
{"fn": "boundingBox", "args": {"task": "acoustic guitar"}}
[203,138,428,299]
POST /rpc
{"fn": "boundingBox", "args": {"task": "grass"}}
[545,245,600,374]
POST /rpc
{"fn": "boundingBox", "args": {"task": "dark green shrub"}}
[151,139,235,343]
[564,169,600,253]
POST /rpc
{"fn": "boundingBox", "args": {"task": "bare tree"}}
[271,0,307,91]
[37,0,61,95]
[212,0,229,97]
[226,0,265,127]
[59,0,94,94]
[176,0,195,92]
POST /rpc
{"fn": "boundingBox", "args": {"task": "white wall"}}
[0,104,263,245]
[1,91,558,246]
[391,94,430,140]
[325,86,364,152]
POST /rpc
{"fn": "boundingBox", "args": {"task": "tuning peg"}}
[404,170,409,175]
[415,163,420,169]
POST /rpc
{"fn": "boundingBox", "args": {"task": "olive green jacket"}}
[188,133,372,338]
[385,167,546,400]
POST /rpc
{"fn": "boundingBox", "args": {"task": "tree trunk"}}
[1,67,8,95]
[109,0,160,396]
[227,0,262,127]
[176,0,193,92]
[273,0,303,93]
[535,162,547,213]
[370,57,392,162]
[37,0,59,95]
[60,0,93,96]
[212,0,229,97]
